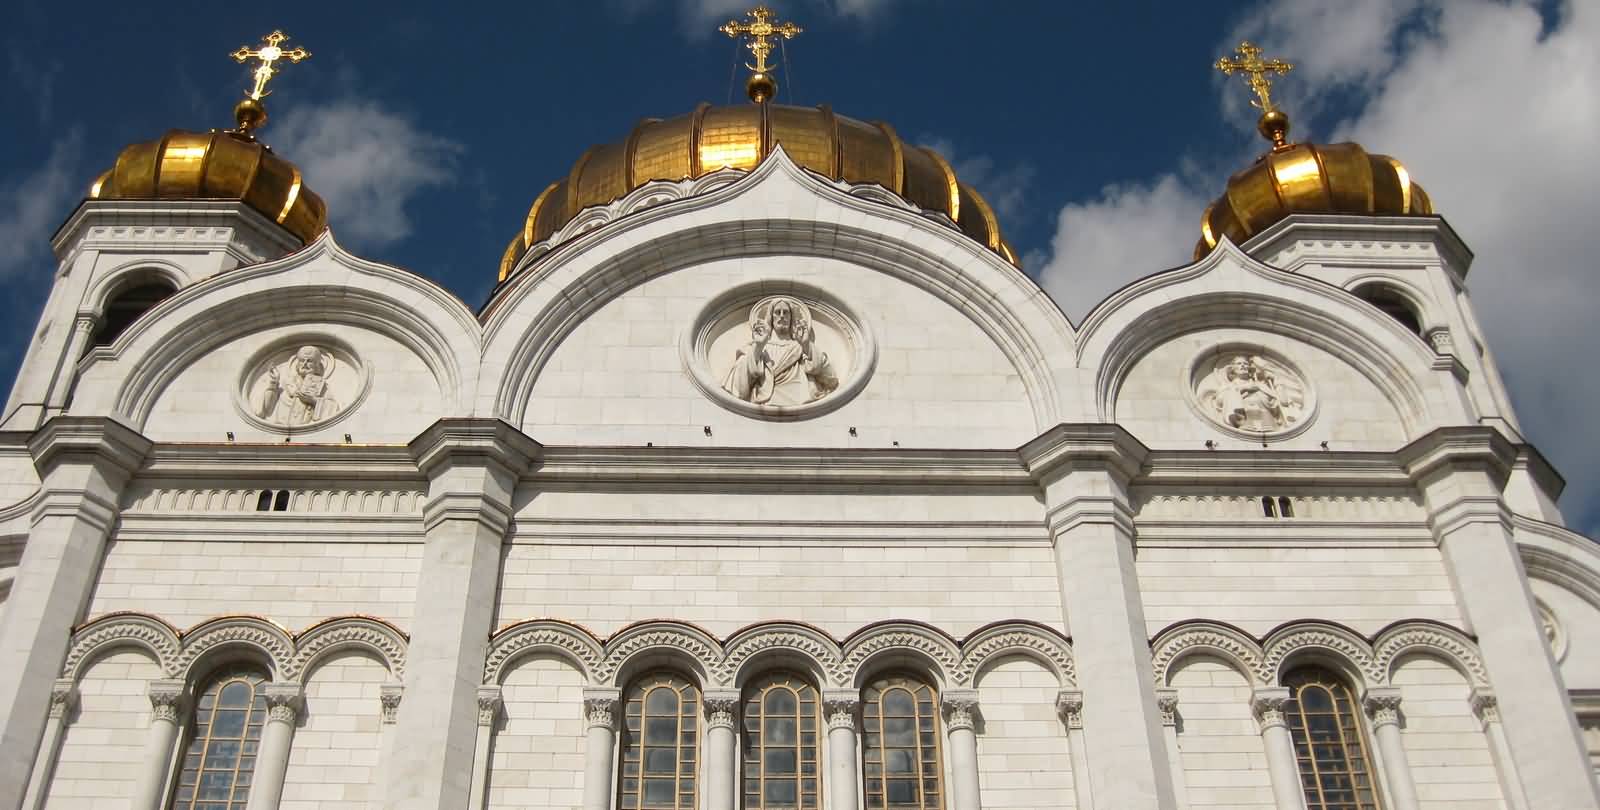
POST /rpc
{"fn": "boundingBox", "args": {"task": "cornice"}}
[142,442,420,481]
[1017,423,1149,485]
[1243,214,1473,277]
[407,418,542,480]
[1397,426,1518,487]
[533,445,1030,488]
[27,416,152,481]
[51,199,301,264]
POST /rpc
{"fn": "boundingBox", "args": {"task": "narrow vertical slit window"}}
[742,672,820,809]
[619,672,699,810]
[1278,497,1295,518]
[171,665,268,810]
[1283,667,1380,810]
[272,490,289,512]
[255,491,272,512]
[1262,496,1277,518]
[861,674,943,810]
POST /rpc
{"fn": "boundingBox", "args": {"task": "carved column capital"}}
[1362,686,1404,728]
[263,682,304,725]
[822,690,859,732]
[704,689,740,731]
[477,685,503,727]
[584,687,622,730]
[1426,326,1454,354]
[49,679,79,720]
[941,690,980,732]
[147,679,188,724]
[1055,689,1084,730]
[1155,687,1180,728]
[1469,686,1500,727]
[1251,686,1291,731]
[379,683,403,724]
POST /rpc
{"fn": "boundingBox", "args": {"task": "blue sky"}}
[4,0,1598,533]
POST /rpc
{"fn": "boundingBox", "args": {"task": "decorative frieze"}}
[123,486,424,514]
[1134,490,1424,521]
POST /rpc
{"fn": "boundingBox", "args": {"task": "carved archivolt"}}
[1152,619,1488,689]
[486,618,1075,690]
[62,612,407,684]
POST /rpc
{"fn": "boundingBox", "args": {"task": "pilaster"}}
[1154,688,1189,810]
[1055,690,1093,810]
[704,689,740,810]
[822,691,860,810]
[0,416,150,810]
[1021,424,1174,810]
[1361,687,1418,810]
[581,688,621,810]
[1400,427,1600,808]
[385,419,540,810]
[941,690,982,810]
[1469,687,1529,810]
[246,682,304,810]
[21,680,77,810]
[1250,686,1307,810]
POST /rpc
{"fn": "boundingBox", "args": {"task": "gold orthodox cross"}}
[1216,41,1293,113]
[720,5,802,76]
[231,30,311,101]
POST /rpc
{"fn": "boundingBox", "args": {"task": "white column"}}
[1022,426,1175,810]
[582,688,620,810]
[387,420,539,810]
[1471,688,1529,810]
[1361,688,1418,810]
[245,682,303,810]
[1251,687,1308,810]
[467,686,501,810]
[1403,430,1600,808]
[378,683,404,789]
[823,691,860,810]
[942,690,982,810]
[1155,689,1190,810]
[704,690,740,810]
[131,679,187,810]
[21,680,78,810]
[1056,690,1093,810]
[0,418,150,809]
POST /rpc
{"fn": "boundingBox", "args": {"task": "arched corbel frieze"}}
[1260,621,1383,688]
[285,616,410,682]
[1150,621,1265,687]
[168,615,296,681]
[720,622,845,688]
[61,612,182,680]
[1371,620,1489,686]
[483,619,605,685]
[596,620,723,688]
[956,621,1075,688]
[839,622,962,689]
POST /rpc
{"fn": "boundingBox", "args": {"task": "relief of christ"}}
[721,296,839,406]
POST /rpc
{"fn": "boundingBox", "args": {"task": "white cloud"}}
[1038,0,1600,530]
[270,99,462,249]
[0,132,82,280]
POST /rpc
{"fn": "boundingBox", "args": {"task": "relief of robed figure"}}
[256,345,343,427]
[721,296,839,406]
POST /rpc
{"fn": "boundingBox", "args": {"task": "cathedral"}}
[1,14,1598,810]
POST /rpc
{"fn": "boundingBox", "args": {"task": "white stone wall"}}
[281,651,390,810]
[486,654,587,810]
[138,323,445,444]
[1391,655,1506,809]
[88,539,421,630]
[497,541,1062,637]
[974,655,1076,809]
[522,256,1037,448]
[1529,578,1600,690]
[1138,546,1461,635]
[1167,655,1275,809]
[43,650,161,810]
[1113,327,1408,451]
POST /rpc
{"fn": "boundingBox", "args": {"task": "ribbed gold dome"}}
[1194,140,1432,259]
[89,129,327,244]
[498,102,1018,281]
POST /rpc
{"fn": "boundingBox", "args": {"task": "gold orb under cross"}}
[720,5,802,103]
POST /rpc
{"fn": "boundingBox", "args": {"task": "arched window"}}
[1352,283,1423,338]
[1262,496,1278,518]
[1283,667,1381,810]
[742,672,820,810]
[619,672,699,810]
[862,674,943,810]
[171,665,268,810]
[92,279,177,348]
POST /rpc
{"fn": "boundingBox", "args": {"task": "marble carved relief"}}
[1190,348,1313,438]
[720,296,839,406]
[238,339,368,432]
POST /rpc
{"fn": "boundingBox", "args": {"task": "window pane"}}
[765,689,797,714]
[885,748,915,774]
[862,675,942,810]
[886,779,917,805]
[765,716,797,745]
[765,780,799,806]
[644,717,678,745]
[883,717,916,746]
[643,778,675,805]
[644,748,677,775]
[618,673,697,810]
[645,688,679,715]
[765,748,797,775]
[172,667,268,810]
[883,690,915,715]
[1284,668,1380,810]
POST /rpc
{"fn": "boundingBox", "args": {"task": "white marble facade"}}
[0,149,1596,810]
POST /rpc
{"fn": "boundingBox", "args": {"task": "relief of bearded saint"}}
[721,297,839,406]
[256,346,343,427]
[1196,354,1306,433]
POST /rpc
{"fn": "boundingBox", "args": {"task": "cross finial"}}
[227,30,310,137]
[1216,41,1295,148]
[719,5,802,103]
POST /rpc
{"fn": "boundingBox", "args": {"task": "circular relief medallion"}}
[235,337,370,433]
[682,282,875,421]
[1188,345,1316,441]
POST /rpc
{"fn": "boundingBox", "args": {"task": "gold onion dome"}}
[86,30,326,245]
[1196,42,1433,259]
[497,102,1019,281]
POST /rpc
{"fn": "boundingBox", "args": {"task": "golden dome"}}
[88,129,327,244]
[498,102,1018,281]
[1194,138,1432,259]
